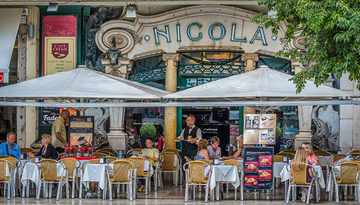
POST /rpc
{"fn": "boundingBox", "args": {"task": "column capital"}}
[162,53,180,62]
[241,53,259,62]
[102,57,132,78]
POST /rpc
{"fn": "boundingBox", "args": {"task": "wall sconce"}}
[107,37,120,66]
[28,25,34,38]
[47,3,59,12]
[126,4,137,18]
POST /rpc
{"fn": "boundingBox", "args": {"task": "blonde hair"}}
[291,147,307,171]
[197,139,209,151]
[237,135,243,142]
[210,136,220,144]
[42,134,52,145]
[302,142,314,155]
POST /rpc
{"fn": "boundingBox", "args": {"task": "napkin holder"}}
[20,153,27,160]
[283,155,288,163]
[34,156,42,163]
[99,157,106,164]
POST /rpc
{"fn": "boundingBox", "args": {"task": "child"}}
[138,137,159,192]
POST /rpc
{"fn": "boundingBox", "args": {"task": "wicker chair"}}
[183,160,212,202]
[350,152,360,159]
[0,159,14,199]
[163,148,180,154]
[93,152,105,158]
[286,163,315,205]
[184,156,193,163]
[99,148,116,154]
[89,159,100,164]
[37,159,69,201]
[58,153,66,158]
[61,158,80,198]
[104,156,117,163]
[333,161,360,203]
[280,150,296,154]
[224,160,240,200]
[130,157,152,195]
[274,155,283,163]
[20,148,33,154]
[107,159,136,201]
[98,150,113,156]
[160,151,181,187]
[314,150,331,156]
[278,152,295,159]
[2,156,19,198]
[333,154,347,164]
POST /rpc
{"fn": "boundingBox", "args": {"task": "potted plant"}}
[275,125,283,154]
[139,123,157,148]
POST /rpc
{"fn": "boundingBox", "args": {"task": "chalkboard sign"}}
[41,107,60,125]
[243,147,273,190]
[69,116,94,146]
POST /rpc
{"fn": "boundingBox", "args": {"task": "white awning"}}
[0,8,22,83]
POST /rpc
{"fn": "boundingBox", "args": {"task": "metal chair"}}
[2,156,20,198]
[107,159,136,201]
[333,161,360,203]
[130,157,152,195]
[37,159,69,201]
[104,156,117,163]
[224,159,240,200]
[160,151,181,187]
[61,158,80,198]
[163,148,180,154]
[0,159,13,199]
[286,163,316,205]
[20,148,33,154]
[183,160,212,202]
[314,150,331,156]
[98,150,114,156]
[99,148,117,155]
[93,152,105,158]
[184,156,193,163]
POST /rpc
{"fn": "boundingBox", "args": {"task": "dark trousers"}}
[140,166,156,185]
[56,147,65,154]
[181,151,196,181]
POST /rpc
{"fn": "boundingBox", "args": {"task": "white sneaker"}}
[309,194,314,200]
[301,190,307,203]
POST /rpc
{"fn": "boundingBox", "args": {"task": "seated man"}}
[0,132,21,158]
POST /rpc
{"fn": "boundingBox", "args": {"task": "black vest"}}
[181,126,199,154]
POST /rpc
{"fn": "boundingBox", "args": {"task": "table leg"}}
[316,179,320,203]
[155,169,158,192]
[241,171,244,201]
[216,182,220,201]
[22,183,26,198]
[284,180,288,202]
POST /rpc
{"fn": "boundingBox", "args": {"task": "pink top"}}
[307,153,318,165]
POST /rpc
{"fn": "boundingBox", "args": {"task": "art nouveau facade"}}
[0,1,358,153]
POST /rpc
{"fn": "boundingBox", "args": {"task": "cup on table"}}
[99,157,106,164]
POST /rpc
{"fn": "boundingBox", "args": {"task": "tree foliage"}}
[252,0,360,93]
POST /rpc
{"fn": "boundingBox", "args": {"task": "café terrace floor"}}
[0,183,357,205]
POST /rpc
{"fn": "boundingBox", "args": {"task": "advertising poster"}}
[69,116,94,146]
[41,107,60,125]
[244,114,276,145]
[243,147,273,190]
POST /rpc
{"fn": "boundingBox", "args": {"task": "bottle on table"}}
[118,149,122,159]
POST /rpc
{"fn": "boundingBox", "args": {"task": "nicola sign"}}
[149,23,270,45]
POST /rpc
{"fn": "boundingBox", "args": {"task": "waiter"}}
[174,115,202,169]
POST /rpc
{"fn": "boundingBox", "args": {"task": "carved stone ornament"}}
[100,29,136,55]
[293,36,306,50]
[162,53,180,67]
[241,53,259,62]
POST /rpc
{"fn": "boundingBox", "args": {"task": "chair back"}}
[40,159,58,181]
[21,148,33,154]
[197,159,211,164]
[274,155,283,163]
[130,157,147,177]
[0,159,11,181]
[163,148,180,154]
[184,156,192,163]
[291,163,311,185]
[59,153,66,158]
[93,152,105,158]
[224,159,239,170]
[280,150,296,154]
[89,159,100,164]
[160,151,176,171]
[314,150,330,156]
[333,154,347,163]
[99,148,115,153]
[104,156,117,163]
[338,161,360,184]
[109,160,135,182]
[0,155,9,158]
[2,156,18,170]
[350,152,360,159]
[98,150,113,156]
[131,148,143,152]
[61,158,78,179]
[188,161,210,183]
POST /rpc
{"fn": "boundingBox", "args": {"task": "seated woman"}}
[223,135,244,160]
[195,139,210,160]
[28,134,58,160]
[290,147,313,202]
[138,137,159,192]
[207,136,221,159]
[302,142,321,166]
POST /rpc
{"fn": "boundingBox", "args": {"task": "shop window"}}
[129,55,166,82]
[258,55,293,74]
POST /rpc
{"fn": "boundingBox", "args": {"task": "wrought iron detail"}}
[179,64,244,76]
[129,67,166,82]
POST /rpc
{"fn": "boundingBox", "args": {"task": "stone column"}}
[241,53,259,114]
[102,58,132,151]
[162,53,180,149]
[17,24,27,148]
[293,60,313,148]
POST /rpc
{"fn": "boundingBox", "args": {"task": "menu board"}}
[243,114,276,145]
[243,147,273,190]
[69,116,94,146]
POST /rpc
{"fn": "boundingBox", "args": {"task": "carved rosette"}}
[97,29,136,55]
[162,53,180,67]
[293,36,306,50]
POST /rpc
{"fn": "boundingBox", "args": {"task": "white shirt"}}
[178,125,202,144]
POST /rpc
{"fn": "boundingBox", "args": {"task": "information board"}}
[243,147,274,190]
[69,116,94,146]
[243,114,276,145]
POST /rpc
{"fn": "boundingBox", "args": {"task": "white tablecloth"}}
[219,160,243,172]
[18,159,30,176]
[280,165,325,188]
[82,164,107,189]
[20,162,65,187]
[318,156,333,167]
[205,165,240,190]
[273,162,287,178]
